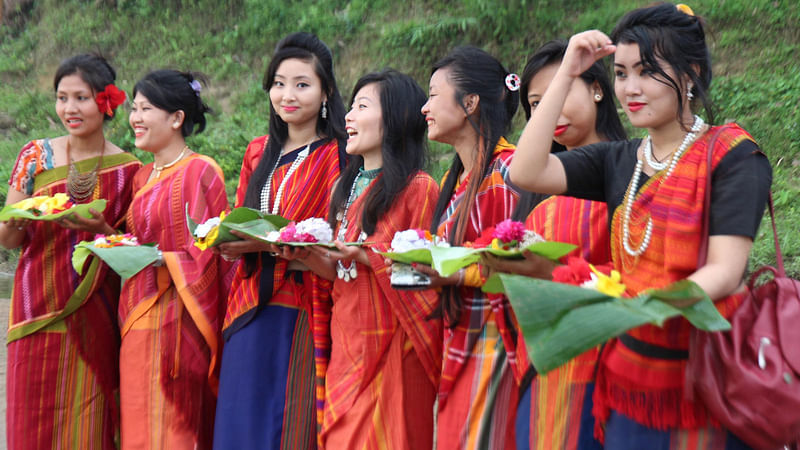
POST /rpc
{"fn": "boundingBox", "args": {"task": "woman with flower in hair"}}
[414,46,522,449]
[119,69,231,449]
[481,38,627,450]
[287,69,441,449]
[0,53,140,450]
[213,32,347,449]
[510,4,770,447]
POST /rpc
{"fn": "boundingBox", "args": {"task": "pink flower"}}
[279,223,297,241]
[492,219,526,243]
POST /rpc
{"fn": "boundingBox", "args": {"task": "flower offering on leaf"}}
[493,219,526,243]
[390,228,440,253]
[552,257,626,297]
[581,264,627,297]
[193,211,227,250]
[12,193,73,216]
[93,233,139,248]
[265,218,333,244]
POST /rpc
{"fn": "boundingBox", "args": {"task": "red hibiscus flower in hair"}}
[95,84,126,117]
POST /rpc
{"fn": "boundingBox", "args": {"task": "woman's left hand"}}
[310,241,370,266]
[57,208,115,235]
[409,263,461,288]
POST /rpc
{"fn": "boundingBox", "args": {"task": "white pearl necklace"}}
[335,172,367,281]
[643,138,668,171]
[622,115,704,257]
[260,144,310,215]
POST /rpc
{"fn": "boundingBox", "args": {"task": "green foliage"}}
[0,0,799,275]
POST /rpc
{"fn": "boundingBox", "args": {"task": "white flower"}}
[520,230,546,247]
[194,217,222,238]
[265,231,281,242]
[391,229,434,253]
[295,217,333,243]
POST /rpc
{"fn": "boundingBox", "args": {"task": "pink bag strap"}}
[698,126,784,277]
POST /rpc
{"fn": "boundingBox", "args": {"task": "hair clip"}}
[189,79,202,95]
[676,4,695,16]
[505,73,521,92]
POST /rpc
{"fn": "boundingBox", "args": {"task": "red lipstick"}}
[554,125,568,137]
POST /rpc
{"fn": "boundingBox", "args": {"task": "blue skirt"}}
[213,303,316,449]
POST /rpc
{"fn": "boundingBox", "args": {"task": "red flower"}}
[95,84,126,117]
[552,256,593,286]
[472,225,496,248]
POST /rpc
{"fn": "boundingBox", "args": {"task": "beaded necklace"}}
[335,167,381,281]
[260,144,310,215]
[622,115,704,257]
[66,138,104,202]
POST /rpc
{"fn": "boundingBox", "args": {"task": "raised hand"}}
[561,30,616,78]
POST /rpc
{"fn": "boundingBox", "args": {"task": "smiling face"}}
[129,92,182,152]
[345,83,383,164]
[269,58,326,129]
[420,68,469,145]
[55,74,105,138]
[614,43,684,131]
[527,63,602,149]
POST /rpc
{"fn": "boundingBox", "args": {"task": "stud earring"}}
[594,94,602,102]
[321,101,328,119]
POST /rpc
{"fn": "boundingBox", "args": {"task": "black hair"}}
[427,46,518,327]
[54,53,119,121]
[512,39,628,221]
[611,2,714,127]
[328,69,428,236]
[132,69,212,137]
[241,32,347,276]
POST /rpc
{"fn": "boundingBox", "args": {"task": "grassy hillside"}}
[0,0,798,274]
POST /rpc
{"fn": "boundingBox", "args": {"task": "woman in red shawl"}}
[1,54,139,450]
[119,69,231,449]
[510,4,771,448]
[214,32,348,449]
[284,69,441,449]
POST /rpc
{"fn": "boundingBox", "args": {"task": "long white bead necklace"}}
[335,172,367,281]
[643,138,669,171]
[622,115,704,257]
[260,144,310,215]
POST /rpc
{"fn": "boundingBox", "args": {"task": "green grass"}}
[1,0,798,275]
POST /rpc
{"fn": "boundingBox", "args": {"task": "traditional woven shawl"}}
[594,124,755,433]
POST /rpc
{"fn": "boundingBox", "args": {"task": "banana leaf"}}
[377,248,434,265]
[483,274,731,373]
[431,241,577,277]
[186,206,289,248]
[72,242,160,279]
[0,198,107,221]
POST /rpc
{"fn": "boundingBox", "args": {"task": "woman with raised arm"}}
[291,69,441,449]
[484,39,626,450]
[120,69,230,449]
[416,46,521,449]
[510,4,770,448]
[2,54,140,450]
[213,32,347,449]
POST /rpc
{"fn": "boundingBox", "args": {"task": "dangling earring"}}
[594,94,602,102]
[321,101,327,119]
[687,84,694,100]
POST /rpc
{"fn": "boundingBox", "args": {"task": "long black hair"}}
[611,2,714,127]
[54,53,119,121]
[328,69,428,236]
[512,39,628,221]
[132,69,212,137]
[241,32,347,276]
[427,46,518,327]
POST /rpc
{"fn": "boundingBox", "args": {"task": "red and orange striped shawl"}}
[436,138,523,402]
[223,136,343,331]
[318,172,442,430]
[119,155,232,405]
[595,124,756,432]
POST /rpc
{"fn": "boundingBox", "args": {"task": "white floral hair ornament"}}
[505,73,521,92]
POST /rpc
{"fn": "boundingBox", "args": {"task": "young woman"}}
[214,32,347,449]
[120,69,230,449]
[415,46,522,449]
[484,39,627,450]
[2,54,140,450]
[282,69,441,449]
[510,4,771,448]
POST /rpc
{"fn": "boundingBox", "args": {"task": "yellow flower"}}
[37,193,70,214]
[589,264,627,298]
[12,197,39,210]
[193,211,226,250]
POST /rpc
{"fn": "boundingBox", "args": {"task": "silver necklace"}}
[260,144,310,215]
[335,172,368,281]
[622,115,704,257]
[643,137,669,171]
